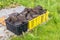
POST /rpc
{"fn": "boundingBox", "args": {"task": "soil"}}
[6,5,47,25]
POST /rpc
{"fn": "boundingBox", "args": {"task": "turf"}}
[0,0,60,40]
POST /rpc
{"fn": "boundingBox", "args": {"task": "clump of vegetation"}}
[0,0,19,9]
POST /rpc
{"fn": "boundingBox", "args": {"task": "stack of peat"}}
[5,5,48,35]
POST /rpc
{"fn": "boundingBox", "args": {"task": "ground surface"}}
[0,6,25,40]
[0,0,60,40]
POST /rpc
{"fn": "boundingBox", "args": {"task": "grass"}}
[0,0,60,40]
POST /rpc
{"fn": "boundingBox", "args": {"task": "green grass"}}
[0,0,60,40]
